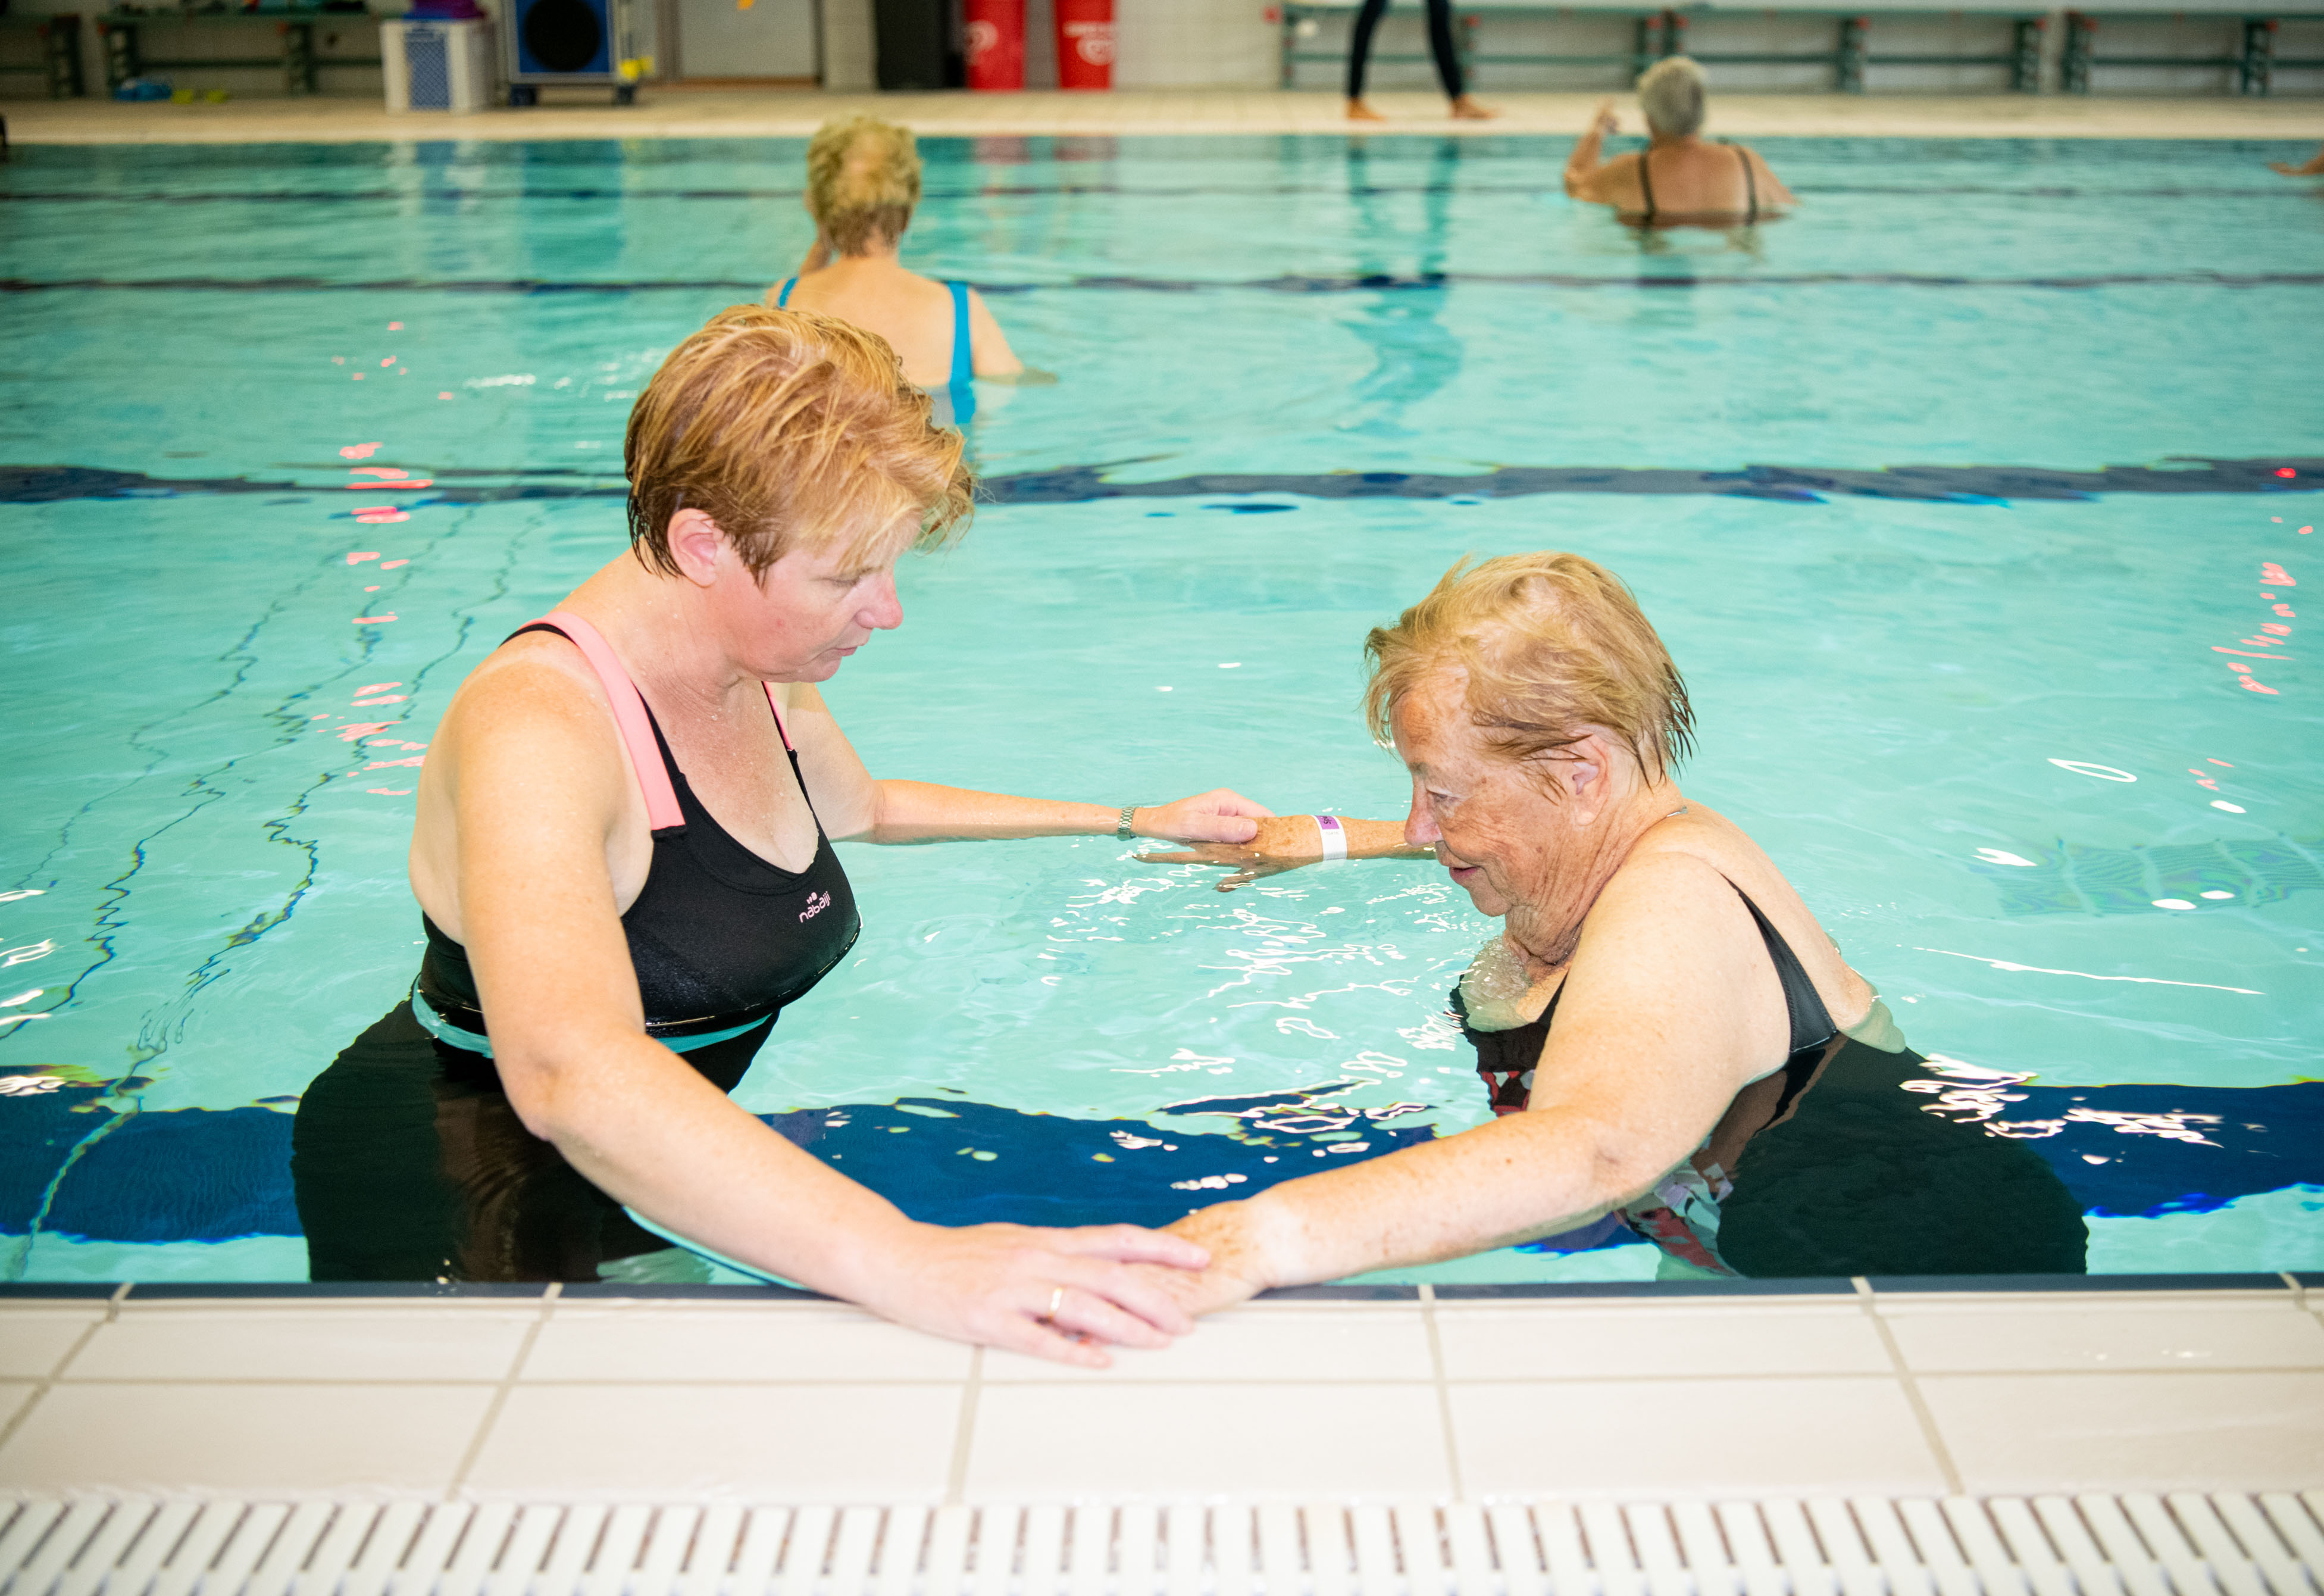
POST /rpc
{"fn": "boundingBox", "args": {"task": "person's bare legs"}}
[2271,145,2324,176]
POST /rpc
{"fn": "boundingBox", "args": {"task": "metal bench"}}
[1280,1,1678,92]
[1674,1,2047,91]
[1279,0,2047,93]
[93,9,379,96]
[0,12,87,99]
[2060,5,2324,92]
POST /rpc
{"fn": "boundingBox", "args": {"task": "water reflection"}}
[279,992,2323,1283]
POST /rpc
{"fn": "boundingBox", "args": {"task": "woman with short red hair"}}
[294,305,1266,1361]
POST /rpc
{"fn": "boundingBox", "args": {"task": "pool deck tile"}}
[0,1382,35,1435]
[524,1301,973,1384]
[1,1286,2320,1498]
[0,1381,495,1495]
[462,1383,962,1501]
[1447,1375,1950,1497]
[69,1304,539,1383]
[1432,1298,1893,1380]
[1920,1370,2324,1493]
[1878,1292,2324,1373]
[964,1381,1450,1501]
[0,1309,104,1381]
[5,89,2320,147]
[980,1303,1435,1383]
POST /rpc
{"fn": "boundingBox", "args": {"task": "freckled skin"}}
[1143,664,1878,1313]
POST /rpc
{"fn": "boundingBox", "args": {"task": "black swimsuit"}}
[1634,140,1759,226]
[293,613,861,1283]
[1453,880,2088,1278]
[413,619,860,1052]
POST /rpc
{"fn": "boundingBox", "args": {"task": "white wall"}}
[820,0,875,87]
[1112,0,1277,88]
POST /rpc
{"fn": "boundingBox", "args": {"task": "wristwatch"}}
[1116,804,1141,840]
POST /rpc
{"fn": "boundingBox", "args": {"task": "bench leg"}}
[2239,16,2274,94]
[99,21,138,91]
[2010,15,2041,90]
[281,20,315,94]
[2060,10,2091,91]
[1835,13,1865,90]
[42,19,87,98]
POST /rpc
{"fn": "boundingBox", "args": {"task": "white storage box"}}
[383,18,495,112]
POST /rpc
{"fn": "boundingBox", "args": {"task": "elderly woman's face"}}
[1390,674,1558,921]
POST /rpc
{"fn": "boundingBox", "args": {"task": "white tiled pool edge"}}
[1,1279,2318,1500]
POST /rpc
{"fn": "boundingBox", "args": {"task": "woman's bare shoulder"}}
[1625,801,1875,1023]
[436,632,621,758]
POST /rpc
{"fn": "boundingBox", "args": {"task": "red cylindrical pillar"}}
[964,0,1025,90]
[1053,0,1114,89]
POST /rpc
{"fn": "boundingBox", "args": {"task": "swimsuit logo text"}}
[799,891,831,923]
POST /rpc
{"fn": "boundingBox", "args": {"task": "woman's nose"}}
[861,574,903,631]
[1405,797,1440,848]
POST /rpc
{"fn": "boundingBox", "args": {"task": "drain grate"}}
[1,1494,2319,1596]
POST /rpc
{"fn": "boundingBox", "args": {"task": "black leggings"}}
[1347,0,1464,100]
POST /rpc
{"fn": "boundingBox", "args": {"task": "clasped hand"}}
[1137,813,1327,892]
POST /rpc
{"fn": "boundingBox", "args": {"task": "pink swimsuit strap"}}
[527,610,792,836]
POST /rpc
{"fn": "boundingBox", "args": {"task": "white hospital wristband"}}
[1313,813,1349,863]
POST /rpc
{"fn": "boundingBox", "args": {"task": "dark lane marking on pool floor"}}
[7,457,2320,508]
[7,269,2323,295]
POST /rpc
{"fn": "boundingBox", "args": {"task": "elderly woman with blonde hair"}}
[1566,57,1794,224]
[293,305,1274,1360]
[770,115,1046,429]
[1145,553,2085,1296]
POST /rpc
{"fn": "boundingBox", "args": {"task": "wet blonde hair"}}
[1636,55,1708,139]
[806,115,923,256]
[625,304,972,579]
[1363,552,1696,785]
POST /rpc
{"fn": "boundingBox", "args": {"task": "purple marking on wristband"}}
[1316,814,1344,832]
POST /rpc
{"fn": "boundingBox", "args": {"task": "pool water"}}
[2,133,2319,1285]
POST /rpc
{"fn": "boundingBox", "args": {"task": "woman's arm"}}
[1150,851,1791,1308]
[780,681,1271,845]
[964,286,1055,382]
[1745,145,1798,208]
[445,665,1208,1364]
[1564,97,1624,200]
[1139,814,1435,891]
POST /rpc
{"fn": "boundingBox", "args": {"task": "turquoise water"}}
[2,133,2320,1283]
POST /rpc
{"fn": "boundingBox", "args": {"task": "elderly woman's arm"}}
[1564,97,1625,200]
[782,682,1271,846]
[1150,852,1787,1305]
[1138,814,1435,891]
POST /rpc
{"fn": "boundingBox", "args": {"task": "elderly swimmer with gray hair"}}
[1565,57,1794,225]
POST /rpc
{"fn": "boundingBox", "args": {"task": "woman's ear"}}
[1562,732,1617,825]
[665,509,727,588]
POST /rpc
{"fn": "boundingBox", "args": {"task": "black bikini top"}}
[1455,881,1837,1116]
[416,616,861,1048]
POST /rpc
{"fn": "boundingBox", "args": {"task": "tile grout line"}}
[0,1286,123,1456]
[2284,1271,2307,1310]
[446,1282,558,1501]
[945,1347,983,1507]
[1417,1283,1466,1504]
[1854,1275,1962,1497]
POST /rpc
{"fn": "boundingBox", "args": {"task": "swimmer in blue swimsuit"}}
[771,116,1052,429]
[293,306,1265,1364]
[1124,552,2082,1314]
